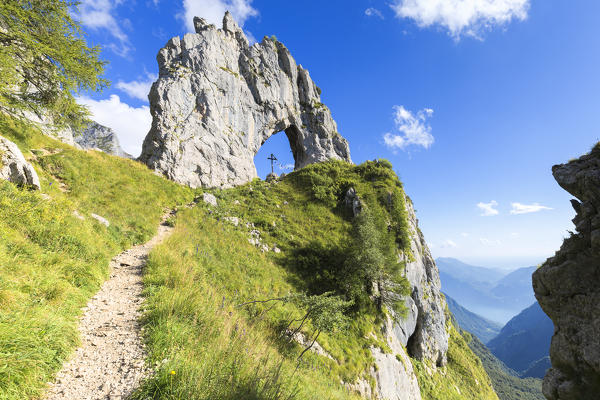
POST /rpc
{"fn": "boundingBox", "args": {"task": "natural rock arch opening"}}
[254,131,293,179]
[253,125,305,179]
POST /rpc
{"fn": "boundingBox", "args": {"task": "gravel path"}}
[45,211,175,400]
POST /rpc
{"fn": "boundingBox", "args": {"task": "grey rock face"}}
[399,196,449,367]
[20,110,77,147]
[344,187,362,217]
[0,135,40,190]
[371,315,422,400]
[75,122,131,158]
[139,12,351,188]
[532,145,600,400]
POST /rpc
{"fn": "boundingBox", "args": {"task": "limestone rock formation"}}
[371,315,422,400]
[401,196,449,367]
[533,144,600,400]
[139,12,351,188]
[342,188,448,398]
[0,135,40,190]
[75,122,131,158]
[19,110,77,147]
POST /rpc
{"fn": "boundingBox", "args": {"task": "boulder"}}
[0,135,40,190]
[202,193,217,206]
[533,144,600,400]
[139,12,351,188]
[90,213,110,227]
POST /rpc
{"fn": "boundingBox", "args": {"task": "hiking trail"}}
[45,209,176,399]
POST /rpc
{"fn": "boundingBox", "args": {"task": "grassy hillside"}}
[0,114,194,399]
[133,161,499,399]
[468,334,544,400]
[0,114,500,399]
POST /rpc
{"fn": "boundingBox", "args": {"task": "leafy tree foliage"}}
[0,0,107,128]
[345,204,410,316]
[239,291,351,360]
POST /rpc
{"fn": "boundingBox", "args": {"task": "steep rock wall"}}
[344,189,448,399]
[139,12,351,188]
[532,145,600,400]
[401,197,449,367]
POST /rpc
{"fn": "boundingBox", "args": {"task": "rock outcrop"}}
[343,189,448,398]
[139,12,351,188]
[75,122,131,158]
[371,315,423,400]
[0,135,40,190]
[401,197,449,367]
[532,144,600,400]
[19,110,77,147]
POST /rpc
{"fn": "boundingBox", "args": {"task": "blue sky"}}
[75,0,599,269]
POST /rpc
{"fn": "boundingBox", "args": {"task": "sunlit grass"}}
[0,114,193,399]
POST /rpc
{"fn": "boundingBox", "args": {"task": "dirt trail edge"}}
[46,210,176,400]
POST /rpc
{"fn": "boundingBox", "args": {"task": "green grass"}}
[412,327,499,400]
[0,114,193,399]
[131,207,361,399]
[0,113,501,399]
[135,160,498,399]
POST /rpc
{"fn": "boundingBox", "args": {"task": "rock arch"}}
[139,12,352,188]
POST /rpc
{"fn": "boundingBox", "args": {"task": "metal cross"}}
[267,153,277,174]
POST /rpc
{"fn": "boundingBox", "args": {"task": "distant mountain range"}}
[487,302,553,379]
[445,294,502,343]
[436,257,537,323]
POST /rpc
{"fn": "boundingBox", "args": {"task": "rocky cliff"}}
[139,12,351,188]
[532,144,600,400]
[345,189,449,398]
[75,122,131,158]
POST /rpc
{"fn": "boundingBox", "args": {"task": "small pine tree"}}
[0,0,108,128]
[345,204,410,315]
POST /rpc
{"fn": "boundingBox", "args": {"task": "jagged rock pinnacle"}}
[139,12,352,188]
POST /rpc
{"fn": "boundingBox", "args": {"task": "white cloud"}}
[440,239,458,248]
[365,7,384,19]
[390,0,530,39]
[479,238,501,246]
[383,105,434,151]
[77,95,151,157]
[78,0,131,56]
[510,202,553,215]
[477,200,499,216]
[460,232,469,237]
[278,163,294,171]
[178,0,258,32]
[116,73,158,102]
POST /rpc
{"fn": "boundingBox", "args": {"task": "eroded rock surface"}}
[533,144,600,400]
[139,12,351,188]
[401,197,449,367]
[343,189,448,398]
[371,315,422,400]
[75,122,131,158]
[0,135,40,189]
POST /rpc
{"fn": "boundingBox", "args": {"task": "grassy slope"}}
[0,114,193,399]
[468,334,544,400]
[135,161,498,399]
